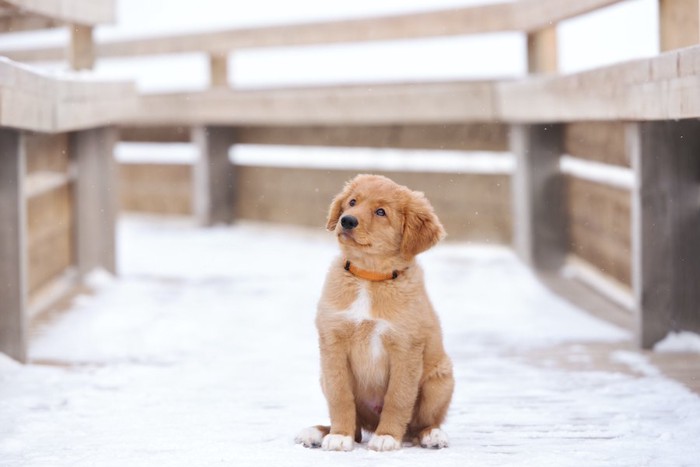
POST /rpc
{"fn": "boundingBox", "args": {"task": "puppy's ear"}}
[401,191,446,257]
[325,179,354,231]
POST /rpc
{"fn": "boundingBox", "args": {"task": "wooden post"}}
[628,120,700,348]
[71,127,118,275]
[510,124,566,270]
[0,129,27,362]
[192,126,236,226]
[209,53,229,88]
[659,0,700,51]
[527,26,558,74]
[69,24,95,70]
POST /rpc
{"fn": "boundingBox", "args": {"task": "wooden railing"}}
[1,0,698,358]
[0,0,134,362]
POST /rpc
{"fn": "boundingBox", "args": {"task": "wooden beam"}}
[0,0,626,62]
[0,129,27,362]
[659,0,700,51]
[0,0,115,26]
[69,23,94,70]
[71,127,118,275]
[125,82,499,126]
[629,120,700,348]
[191,126,236,226]
[510,124,566,270]
[527,26,558,74]
[209,53,229,88]
[235,123,509,151]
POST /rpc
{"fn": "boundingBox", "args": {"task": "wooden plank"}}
[27,185,73,295]
[566,176,631,286]
[119,163,192,215]
[0,0,114,25]
[0,129,27,362]
[527,26,558,74]
[234,165,512,242]
[0,12,59,32]
[191,126,236,225]
[69,24,95,70]
[209,53,228,88]
[71,127,118,275]
[235,123,509,151]
[24,132,70,174]
[659,0,700,51]
[0,0,624,62]
[126,82,499,126]
[119,123,509,151]
[119,126,191,143]
[628,120,700,348]
[510,124,566,270]
[564,122,629,167]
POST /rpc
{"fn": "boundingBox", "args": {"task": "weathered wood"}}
[27,184,73,295]
[0,0,114,25]
[566,176,631,286]
[564,122,629,167]
[629,120,700,348]
[119,126,191,143]
[0,58,136,132]
[119,163,192,215]
[0,129,27,362]
[119,123,509,151]
[510,124,566,270]
[527,26,558,74]
[0,0,625,62]
[659,0,700,51]
[209,53,229,88]
[69,24,94,70]
[235,123,509,151]
[71,127,118,275]
[191,126,236,226]
[0,12,59,32]
[235,165,512,242]
[125,82,499,126]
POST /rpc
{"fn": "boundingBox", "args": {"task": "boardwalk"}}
[1,217,699,466]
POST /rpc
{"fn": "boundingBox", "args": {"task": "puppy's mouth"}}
[338,231,371,247]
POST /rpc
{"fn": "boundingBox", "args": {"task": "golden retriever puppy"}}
[296,174,454,452]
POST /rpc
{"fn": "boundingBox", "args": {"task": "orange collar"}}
[344,260,401,282]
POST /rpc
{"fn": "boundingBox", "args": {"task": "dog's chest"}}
[341,284,390,387]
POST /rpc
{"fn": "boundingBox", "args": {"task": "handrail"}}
[0,58,135,132]
[0,0,114,27]
[0,0,626,62]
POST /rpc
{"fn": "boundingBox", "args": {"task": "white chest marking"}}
[342,284,389,360]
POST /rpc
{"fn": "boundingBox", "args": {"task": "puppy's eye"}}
[349,199,356,207]
[375,208,386,217]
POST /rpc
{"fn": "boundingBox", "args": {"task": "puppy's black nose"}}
[340,215,358,230]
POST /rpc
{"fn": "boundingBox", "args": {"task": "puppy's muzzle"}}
[341,215,359,230]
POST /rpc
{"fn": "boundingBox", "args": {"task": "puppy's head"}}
[326,174,445,260]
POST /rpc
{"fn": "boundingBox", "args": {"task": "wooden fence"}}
[1,0,699,357]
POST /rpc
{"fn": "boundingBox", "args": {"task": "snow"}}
[2,217,700,466]
[560,155,635,190]
[655,332,700,354]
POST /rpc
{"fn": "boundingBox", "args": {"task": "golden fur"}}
[297,174,454,451]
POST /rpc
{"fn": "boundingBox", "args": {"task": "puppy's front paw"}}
[295,426,325,448]
[420,428,449,449]
[321,434,354,451]
[368,434,402,451]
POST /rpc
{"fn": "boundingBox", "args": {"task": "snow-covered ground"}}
[1,217,699,466]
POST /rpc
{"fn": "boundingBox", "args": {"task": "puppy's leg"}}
[295,425,329,448]
[410,360,454,449]
[368,349,423,452]
[319,343,357,451]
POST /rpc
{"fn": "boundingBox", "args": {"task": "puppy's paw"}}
[321,434,354,451]
[368,434,402,451]
[295,426,325,448]
[420,428,449,449]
